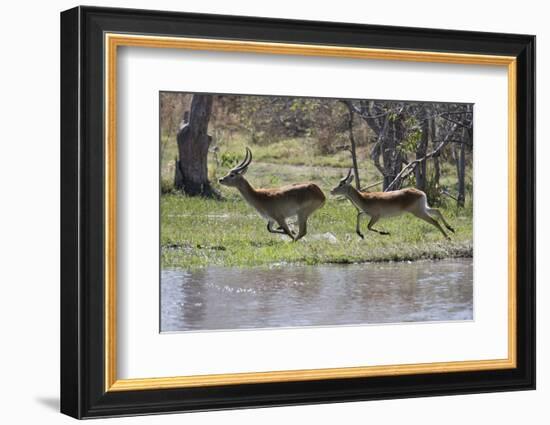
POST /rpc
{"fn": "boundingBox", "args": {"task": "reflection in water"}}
[161,259,473,332]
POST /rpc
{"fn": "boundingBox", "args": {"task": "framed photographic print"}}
[60,6,535,419]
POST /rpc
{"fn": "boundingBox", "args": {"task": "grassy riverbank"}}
[161,193,472,269]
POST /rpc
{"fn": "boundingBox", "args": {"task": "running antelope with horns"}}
[331,169,455,240]
[218,148,326,241]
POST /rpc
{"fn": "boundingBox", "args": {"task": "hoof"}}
[448,227,456,233]
[357,232,364,239]
[380,231,390,236]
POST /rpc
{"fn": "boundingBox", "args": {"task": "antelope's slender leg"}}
[267,220,286,234]
[294,214,308,242]
[367,215,390,235]
[276,218,296,241]
[413,211,449,239]
[427,208,455,233]
[356,211,366,239]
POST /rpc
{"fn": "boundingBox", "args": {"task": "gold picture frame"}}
[105,33,517,392]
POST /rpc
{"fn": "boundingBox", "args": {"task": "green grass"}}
[161,194,473,269]
[161,132,471,194]
[161,134,391,193]
[217,136,354,167]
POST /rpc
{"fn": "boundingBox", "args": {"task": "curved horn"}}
[244,147,252,169]
[340,168,353,183]
[231,148,249,171]
[231,148,251,172]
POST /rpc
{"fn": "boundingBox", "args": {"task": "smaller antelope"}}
[219,148,326,241]
[331,169,455,239]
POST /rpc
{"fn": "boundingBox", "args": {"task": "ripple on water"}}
[161,259,473,332]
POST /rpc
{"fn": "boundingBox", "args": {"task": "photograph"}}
[159,92,474,332]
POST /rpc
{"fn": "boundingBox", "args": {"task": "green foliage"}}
[398,116,422,154]
[387,110,399,122]
[220,152,241,169]
[401,127,422,154]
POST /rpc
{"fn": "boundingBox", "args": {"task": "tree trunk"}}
[174,95,219,198]
[456,128,467,207]
[382,119,403,190]
[370,117,389,180]
[415,118,429,191]
[344,102,361,189]
[431,118,440,187]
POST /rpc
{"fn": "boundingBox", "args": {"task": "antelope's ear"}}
[345,172,354,184]
[238,166,248,175]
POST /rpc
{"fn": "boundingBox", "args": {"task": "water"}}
[161,258,473,332]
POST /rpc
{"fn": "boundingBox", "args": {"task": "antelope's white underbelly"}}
[254,206,277,221]
[352,200,405,218]
[253,204,300,221]
[378,206,406,217]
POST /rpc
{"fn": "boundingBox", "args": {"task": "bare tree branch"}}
[384,123,458,192]
[347,102,390,121]
[440,114,473,129]
[421,110,473,123]
[360,179,385,191]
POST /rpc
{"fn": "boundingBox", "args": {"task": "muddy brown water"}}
[160,258,473,332]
